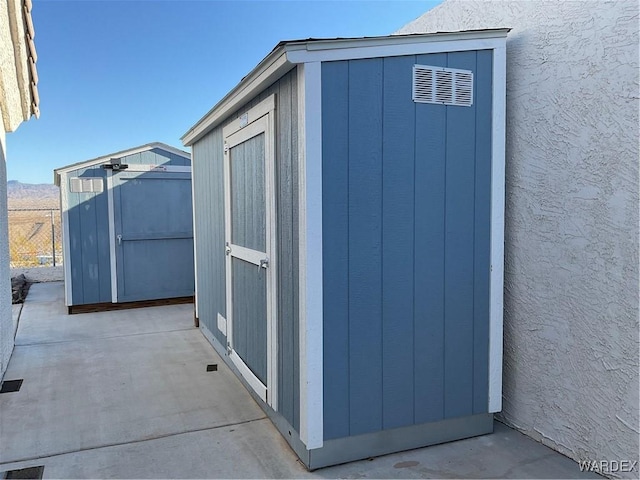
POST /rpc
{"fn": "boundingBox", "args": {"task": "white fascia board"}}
[489,44,507,413]
[285,36,507,64]
[303,29,509,52]
[182,52,293,146]
[54,142,190,184]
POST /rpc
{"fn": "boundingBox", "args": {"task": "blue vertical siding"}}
[322,50,494,439]
[381,55,416,430]
[94,173,112,300]
[192,128,226,339]
[275,71,301,431]
[348,58,384,436]
[191,69,300,432]
[78,186,100,304]
[322,61,351,440]
[67,166,110,305]
[443,51,477,418]
[111,171,194,302]
[64,148,190,306]
[414,52,447,424]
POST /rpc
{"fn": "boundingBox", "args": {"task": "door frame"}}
[106,165,192,303]
[222,94,278,408]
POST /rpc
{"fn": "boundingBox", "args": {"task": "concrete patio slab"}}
[14,280,197,346]
[11,303,22,337]
[0,282,601,479]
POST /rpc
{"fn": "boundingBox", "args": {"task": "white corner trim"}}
[190,147,199,319]
[285,37,506,64]
[106,170,118,303]
[489,44,506,413]
[60,174,73,306]
[298,62,324,449]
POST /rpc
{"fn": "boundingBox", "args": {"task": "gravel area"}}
[10,266,64,283]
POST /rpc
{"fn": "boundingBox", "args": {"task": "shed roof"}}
[181,29,510,146]
[53,142,190,186]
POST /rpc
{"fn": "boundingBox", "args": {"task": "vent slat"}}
[413,65,473,107]
[69,177,104,194]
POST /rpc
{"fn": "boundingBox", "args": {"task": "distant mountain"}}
[7,181,59,209]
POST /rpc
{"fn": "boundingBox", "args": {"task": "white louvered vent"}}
[413,65,474,107]
[69,177,104,193]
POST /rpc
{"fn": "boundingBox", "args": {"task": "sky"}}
[6,0,441,184]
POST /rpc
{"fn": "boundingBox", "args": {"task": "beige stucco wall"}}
[0,110,11,380]
[0,0,35,380]
[398,1,639,477]
[0,0,32,133]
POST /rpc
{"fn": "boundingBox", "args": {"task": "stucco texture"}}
[1,0,36,380]
[398,1,639,477]
[0,123,11,381]
[0,0,32,132]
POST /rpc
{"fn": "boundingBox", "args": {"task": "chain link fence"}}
[8,208,63,267]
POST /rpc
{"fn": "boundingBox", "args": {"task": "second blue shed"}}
[183,30,508,469]
[54,143,195,312]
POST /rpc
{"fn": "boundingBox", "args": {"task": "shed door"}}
[223,95,277,407]
[111,171,194,303]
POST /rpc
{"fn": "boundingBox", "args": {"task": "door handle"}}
[116,234,122,245]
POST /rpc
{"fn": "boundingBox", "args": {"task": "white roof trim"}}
[287,28,509,54]
[286,36,506,64]
[53,142,190,185]
[182,51,293,146]
[181,29,509,146]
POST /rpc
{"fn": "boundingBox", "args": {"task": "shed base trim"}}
[68,296,194,315]
[199,322,310,465]
[308,413,493,470]
[200,322,493,471]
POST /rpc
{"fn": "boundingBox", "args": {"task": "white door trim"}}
[229,350,268,402]
[223,94,278,409]
[226,115,270,150]
[229,243,267,266]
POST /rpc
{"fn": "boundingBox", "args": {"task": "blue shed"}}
[183,30,508,469]
[54,143,195,312]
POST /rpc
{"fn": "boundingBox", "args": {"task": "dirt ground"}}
[10,266,64,283]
